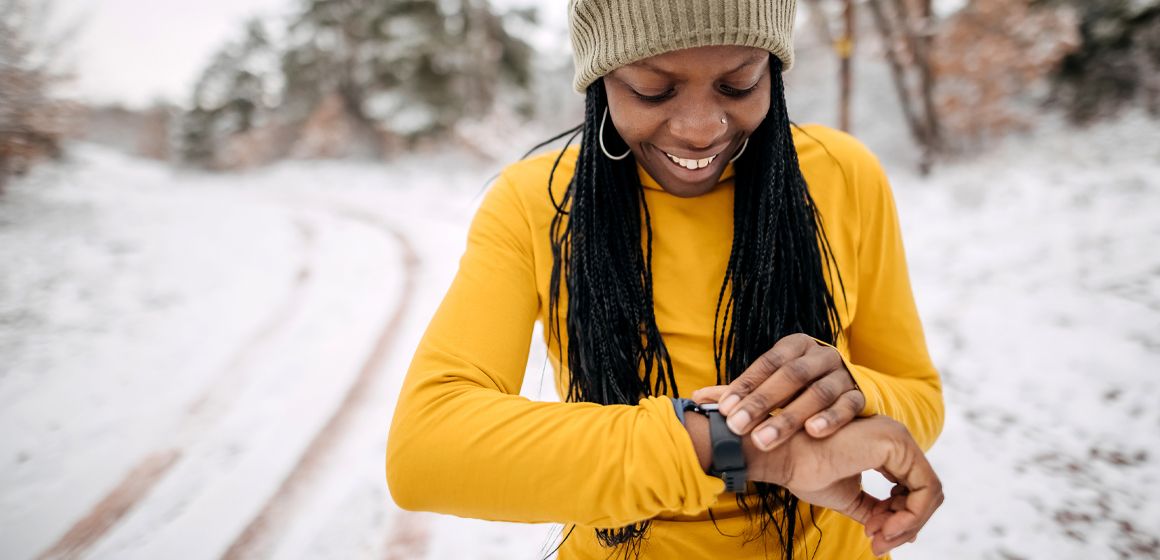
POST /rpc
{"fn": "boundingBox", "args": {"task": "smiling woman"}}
[386,2,945,559]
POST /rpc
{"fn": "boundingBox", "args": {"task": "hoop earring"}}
[729,137,749,163]
[599,108,631,161]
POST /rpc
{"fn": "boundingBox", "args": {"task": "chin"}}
[658,180,717,198]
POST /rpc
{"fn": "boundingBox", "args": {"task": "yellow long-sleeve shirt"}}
[386,124,944,559]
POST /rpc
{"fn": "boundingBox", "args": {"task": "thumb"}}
[835,489,887,526]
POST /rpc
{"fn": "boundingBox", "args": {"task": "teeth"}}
[665,152,717,170]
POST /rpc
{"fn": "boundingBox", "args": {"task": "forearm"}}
[388,376,726,527]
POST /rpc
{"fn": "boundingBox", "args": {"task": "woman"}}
[386,1,944,558]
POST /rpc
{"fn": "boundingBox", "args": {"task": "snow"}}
[1,112,1159,559]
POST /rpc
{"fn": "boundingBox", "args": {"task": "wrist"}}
[682,411,714,473]
[674,399,748,492]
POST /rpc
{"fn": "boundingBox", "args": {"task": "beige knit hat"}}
[568,0,798,92]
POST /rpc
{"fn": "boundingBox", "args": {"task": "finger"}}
[746,369,853,449]
[867,508,919,557]
[833,489,884,526]
[725,344,843,436]
[690,385,728,404]
[805,387,864,438]
[875,522,919,554]
[718,333,814,415]
[863,500,893,538]
[875,434,944,542]
[883,474,941,542]
[871,528,917,558]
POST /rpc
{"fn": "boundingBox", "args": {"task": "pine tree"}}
[280,0,534,142]
[1045,0,1160,122]
[176,19,281,167]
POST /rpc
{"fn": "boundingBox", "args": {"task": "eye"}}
[720,82,760,97]
[630,88,675,103]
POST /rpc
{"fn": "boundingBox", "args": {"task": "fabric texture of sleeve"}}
[815,143,944,452]
[385,173,725,528]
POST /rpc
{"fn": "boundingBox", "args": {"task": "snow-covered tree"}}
[1045,0,1160,122]
[280,0,534,141]
[176,19,282,167]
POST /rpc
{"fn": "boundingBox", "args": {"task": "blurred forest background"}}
[2,1,1159,560]
[3,0,1159,182]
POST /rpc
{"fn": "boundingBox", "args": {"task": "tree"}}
[1045,0,1160,122]
[927,0,1080,150]
[0,0,73,192]
[280,0,534,142]
[176,19,282,167]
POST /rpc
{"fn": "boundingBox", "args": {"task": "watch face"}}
[699,403,720,412]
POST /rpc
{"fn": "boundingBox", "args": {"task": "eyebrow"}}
[630,52,767,78]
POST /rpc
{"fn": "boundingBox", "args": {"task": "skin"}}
[610,46,942,555]
[684,412,943,557]
[603,45,771,198]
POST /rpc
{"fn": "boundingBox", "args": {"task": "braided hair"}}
[544,57,846,559]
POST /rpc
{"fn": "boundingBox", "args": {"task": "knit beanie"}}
[568,0,798,92]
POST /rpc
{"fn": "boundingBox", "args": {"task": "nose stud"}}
[721,117,727,124]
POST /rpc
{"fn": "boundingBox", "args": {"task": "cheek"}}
[738,89,771,131]
[605,97,661,145]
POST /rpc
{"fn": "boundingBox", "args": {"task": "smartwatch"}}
[671,398,748,493]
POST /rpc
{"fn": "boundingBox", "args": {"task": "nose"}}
[667,99,728,151]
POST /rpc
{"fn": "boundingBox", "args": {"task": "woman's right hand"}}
[746,415,943,557]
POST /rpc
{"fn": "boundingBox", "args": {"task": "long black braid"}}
[544,57,845,559]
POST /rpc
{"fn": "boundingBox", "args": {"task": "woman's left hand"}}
[691,333,865,451]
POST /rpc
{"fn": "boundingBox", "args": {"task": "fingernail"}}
[754,426,779,448]
[807,417,828,432]
[726,410,750,434]
[720,394,740,412]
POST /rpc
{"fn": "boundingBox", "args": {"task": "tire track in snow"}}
[222,205,422,560]
[35,218,318,560]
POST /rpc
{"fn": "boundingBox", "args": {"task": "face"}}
[604,45,772,198]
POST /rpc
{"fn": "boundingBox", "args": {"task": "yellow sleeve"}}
[816,146,944,451]
[812,139,946,452]
[385,173,725,528]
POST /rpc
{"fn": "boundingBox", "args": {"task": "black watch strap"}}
[670,398,748,493]
[701,403,748,493]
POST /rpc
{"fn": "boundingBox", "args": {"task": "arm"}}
[385,174,725,528]
[829,148,944,450]
[685,140,943,452]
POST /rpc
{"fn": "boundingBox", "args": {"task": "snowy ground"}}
[1,114,1158,560]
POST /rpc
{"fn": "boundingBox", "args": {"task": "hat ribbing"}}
[568,0,798,93]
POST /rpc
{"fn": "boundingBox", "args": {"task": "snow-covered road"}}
[2,114,1158,560]
[0,149,497,559]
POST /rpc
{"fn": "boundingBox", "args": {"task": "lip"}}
[660,145,729,161]
[653,145,729,182]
